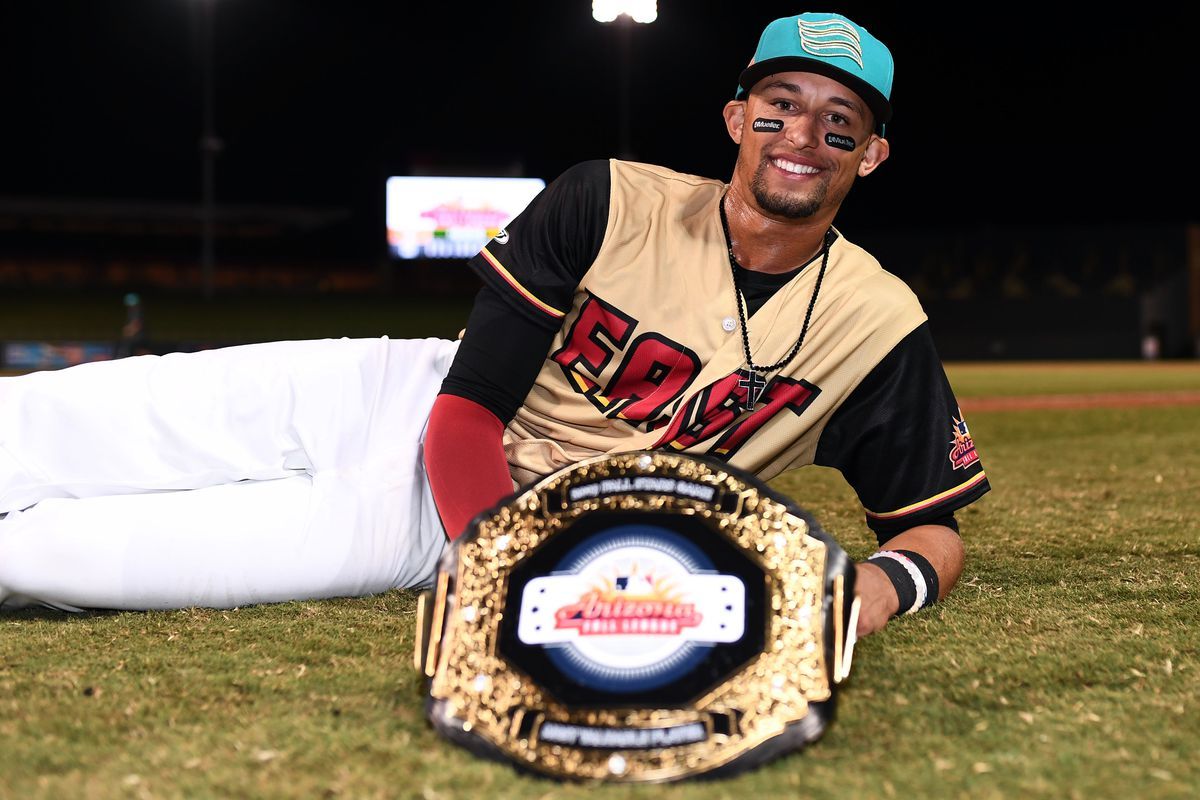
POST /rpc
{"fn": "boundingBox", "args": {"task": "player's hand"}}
[853,561,900,637]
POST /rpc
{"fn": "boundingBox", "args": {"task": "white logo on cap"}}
[797,17,864,68]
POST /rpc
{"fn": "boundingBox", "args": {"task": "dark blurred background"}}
[2,1,1197,368]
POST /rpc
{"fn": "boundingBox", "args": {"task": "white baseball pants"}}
[0,336,458,611]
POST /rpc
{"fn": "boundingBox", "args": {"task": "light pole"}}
[196,0,223,298]
[591,1,657,160]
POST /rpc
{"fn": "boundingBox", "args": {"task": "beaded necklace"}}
[719,195,832,409]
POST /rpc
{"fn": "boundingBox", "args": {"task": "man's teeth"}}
[773,159,818,175]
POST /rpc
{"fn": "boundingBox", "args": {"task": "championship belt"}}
[413,451,860,783]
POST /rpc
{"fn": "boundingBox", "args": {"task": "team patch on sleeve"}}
[479,246,567,320]
[949,411,979,470]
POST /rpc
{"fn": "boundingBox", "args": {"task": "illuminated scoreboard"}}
[386,175,546,260]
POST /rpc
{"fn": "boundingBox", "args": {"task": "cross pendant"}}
[738,368,767,410]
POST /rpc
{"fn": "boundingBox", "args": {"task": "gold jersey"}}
[468,160,989,536]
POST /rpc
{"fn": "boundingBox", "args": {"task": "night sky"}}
[4,2,1196,258]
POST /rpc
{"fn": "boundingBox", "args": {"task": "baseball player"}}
[0,12,988,637]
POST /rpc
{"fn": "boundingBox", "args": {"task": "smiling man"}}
[1,13,988,633]
[425,12,990,636]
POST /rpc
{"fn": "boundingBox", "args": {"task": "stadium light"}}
[592,0,657,24]
[591,2,657,159]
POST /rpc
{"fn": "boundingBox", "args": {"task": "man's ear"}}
[858,135,890,177]
[723,100,746,145]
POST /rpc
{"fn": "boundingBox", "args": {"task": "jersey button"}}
[722,316,737,333]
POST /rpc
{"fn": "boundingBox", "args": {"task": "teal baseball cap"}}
[736,12,893,131]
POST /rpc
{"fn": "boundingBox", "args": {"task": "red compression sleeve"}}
[423,393,515,541]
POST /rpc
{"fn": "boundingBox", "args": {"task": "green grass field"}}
[1,319,1198,798]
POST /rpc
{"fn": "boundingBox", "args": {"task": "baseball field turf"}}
[1,295,1197,799]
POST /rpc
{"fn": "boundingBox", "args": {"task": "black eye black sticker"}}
[752,118,784,133]
[825,133,856,151]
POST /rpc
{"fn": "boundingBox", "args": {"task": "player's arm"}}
[852,522,964,636]
[423,160,613,540]
[813,322,990,636]
[424,288,556,540]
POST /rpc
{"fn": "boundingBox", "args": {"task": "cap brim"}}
[737,56,892,129]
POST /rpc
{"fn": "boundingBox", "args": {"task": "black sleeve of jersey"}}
[438,284,558,424]
[814,322,990,543]
[465,159,611,330]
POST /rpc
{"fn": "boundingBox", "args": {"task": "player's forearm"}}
[854,524,964,636]
[423,394,515,541]
[875,524,965,600]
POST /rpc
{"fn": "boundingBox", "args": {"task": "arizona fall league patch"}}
[948,413,979,470]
